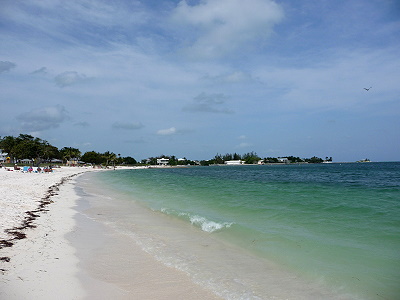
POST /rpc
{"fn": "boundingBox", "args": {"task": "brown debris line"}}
[0,173,82,252]
[0,240,13,248]
[4,231,26,240]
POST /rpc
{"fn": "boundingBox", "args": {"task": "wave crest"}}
[161,208,233,233]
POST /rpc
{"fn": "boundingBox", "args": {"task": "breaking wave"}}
[160,208,233,233]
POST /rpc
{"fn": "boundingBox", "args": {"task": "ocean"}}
[80,162,400,299]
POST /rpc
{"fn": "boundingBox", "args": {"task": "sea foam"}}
[160,208,233,233]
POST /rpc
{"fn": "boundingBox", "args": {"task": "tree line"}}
[198,152,332,165]
[0,134,331,166]
[0,134,135,166]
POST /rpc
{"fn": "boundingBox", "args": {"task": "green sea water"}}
[91,162,400,299]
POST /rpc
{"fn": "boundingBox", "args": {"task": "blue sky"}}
[1,0,399,162]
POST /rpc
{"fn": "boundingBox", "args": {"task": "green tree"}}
[306,156,323,163]
[60,147,81,164]
[0,136,17,159]
[41,143,60,161]
[286,156,304,163]
[81,151,104,164]
[233,153,241,160]
[103,151,117,166]
[123,156,137,165]
[169,155,178,166]
[242,152,260,164]
[213,153,224,164]
[13,135,42,163]
[223,153,233,161]
[1,134,60,164]
[200,160,212,166]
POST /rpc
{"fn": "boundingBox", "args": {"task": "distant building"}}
[20,159,33,164]
[277,157,290,164]
[0,149,8,163]
[66,158,79,166]
[225,160,244,165]
[157,158,169,165]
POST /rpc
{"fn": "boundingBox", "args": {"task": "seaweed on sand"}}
[0,173,81,255]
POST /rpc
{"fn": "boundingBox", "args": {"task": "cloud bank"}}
[172,0,283,58]
[16,105,69,132]
[183,92,234,114]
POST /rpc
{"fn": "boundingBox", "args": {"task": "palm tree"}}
[60,147,81,165]
[103,151,117,167]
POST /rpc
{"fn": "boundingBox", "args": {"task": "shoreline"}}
[78,171,352,300]
[0,167,222,299]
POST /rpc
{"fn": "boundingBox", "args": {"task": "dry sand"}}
[0,166,221,299]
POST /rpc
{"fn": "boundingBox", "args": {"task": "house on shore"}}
[66,158,80,166]
[157,158,169,166]
[0,149,8,163]
[277,157,290,164]
[225,160,244,165]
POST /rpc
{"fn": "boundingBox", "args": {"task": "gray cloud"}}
[16,105,69,132]
[0,61,16,73]
[112,122,144,130]
[54,71,88,87]
[183,92,234,114]
[31,67,48,75]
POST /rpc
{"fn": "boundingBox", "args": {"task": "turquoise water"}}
[94,162,400,299]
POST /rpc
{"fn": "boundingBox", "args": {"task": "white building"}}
[156,158,169,165]
[225,160,244,165]
[277,157,290,163]
[0,149,8,163]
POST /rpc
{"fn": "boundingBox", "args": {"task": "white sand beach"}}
[0,167,221,299]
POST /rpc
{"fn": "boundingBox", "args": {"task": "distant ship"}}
[356,159,371,163]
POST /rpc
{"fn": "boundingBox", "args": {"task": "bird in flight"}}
[364,87,372,91]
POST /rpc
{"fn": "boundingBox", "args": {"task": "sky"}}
[1,0,399,162]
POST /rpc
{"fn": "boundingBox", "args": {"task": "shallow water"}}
[84,163,400,299]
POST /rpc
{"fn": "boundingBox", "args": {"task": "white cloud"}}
[157,127,177,135]
[112,122,144,130]
[183,92,234,114]
[16,105,69,132]
[0,61,16,73]
[172,0,283,58]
